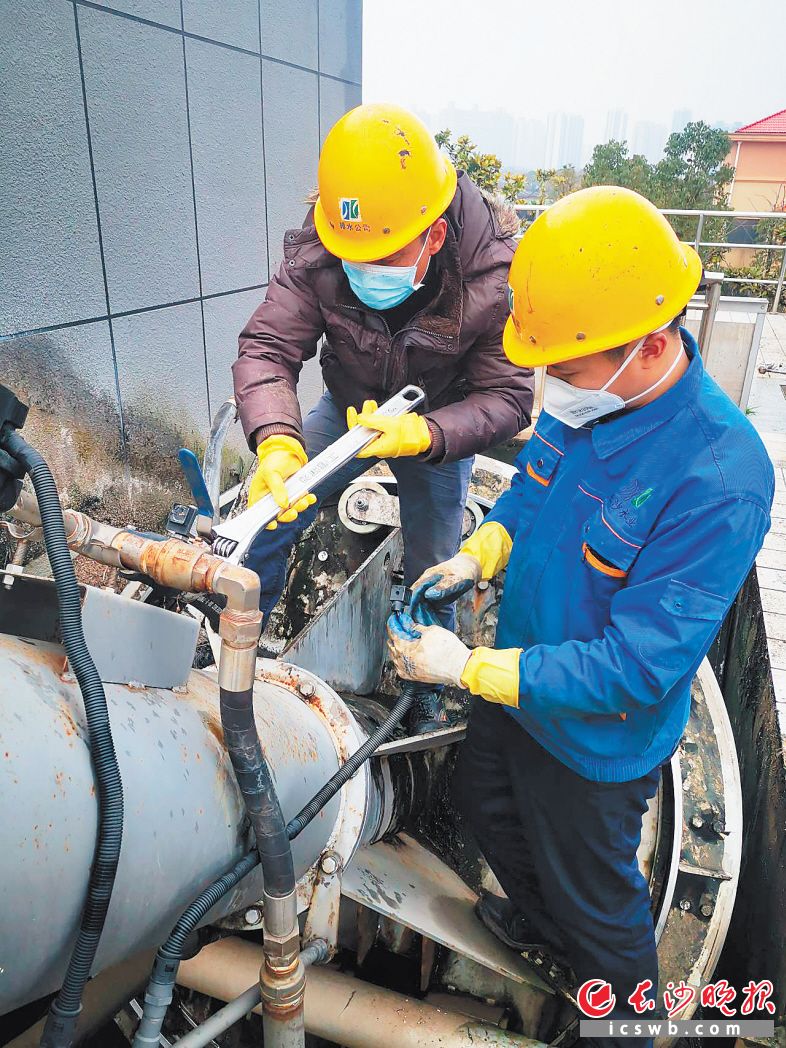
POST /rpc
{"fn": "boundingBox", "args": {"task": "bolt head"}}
[298,680,315,698]
[477,580,489,591]
[679,898,691,912]
[320,854,339,875]
[317,550,329,562]
[245,907,262,926]
[355,496,369,510]
[691,815,704,829]
[701,903,714,917]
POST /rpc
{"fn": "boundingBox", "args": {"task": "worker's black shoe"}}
[406,689,451,736]
[474,890,548,953]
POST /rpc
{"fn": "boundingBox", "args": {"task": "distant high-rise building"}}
[545,113,584,168]
[604,109,628,143]
[632,121,668,162]
[514,117,547,170]
[671,109,692,133]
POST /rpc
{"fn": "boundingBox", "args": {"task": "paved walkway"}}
[749,313,786,738]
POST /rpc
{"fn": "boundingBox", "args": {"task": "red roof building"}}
[727,108,786,211]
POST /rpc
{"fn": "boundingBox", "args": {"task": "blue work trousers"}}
[244,392,473,626]
[455,699,661,1048]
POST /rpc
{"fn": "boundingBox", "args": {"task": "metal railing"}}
[514,204,786,313]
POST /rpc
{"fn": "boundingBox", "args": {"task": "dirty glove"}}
[248,434,315,529]
[411,521,513,606]
[387,613,522,707]
[347,400,432,459]
[387,612,472,686]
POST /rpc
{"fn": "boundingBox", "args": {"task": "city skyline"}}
[365,0,784,172]
[412,104,712,172]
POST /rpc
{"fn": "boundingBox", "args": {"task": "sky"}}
[362,0,786,168]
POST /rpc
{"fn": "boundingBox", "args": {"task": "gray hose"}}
[1,429,124,1048]
[133,852,259,1048]
[170,942,328,1048]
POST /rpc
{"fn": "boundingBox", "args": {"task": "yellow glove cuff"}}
[459,521,513,580]
[257,434,308,466]
[460,646,521,707]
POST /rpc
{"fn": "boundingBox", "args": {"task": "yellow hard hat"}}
[503,186,702,367]
[314,103,457,263]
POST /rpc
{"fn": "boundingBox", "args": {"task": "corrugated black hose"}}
[1,429,124,1048]
[286,683,418,840]
[133,851,259,1048]
[286,583,441,842]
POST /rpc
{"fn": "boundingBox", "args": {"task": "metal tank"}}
[0,624,391,1015]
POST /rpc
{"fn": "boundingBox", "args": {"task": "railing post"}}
[698,272,724,364]
[694,212,705,253]
[773,248,786,315]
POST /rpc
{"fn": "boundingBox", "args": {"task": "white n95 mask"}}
[543,324,682,429]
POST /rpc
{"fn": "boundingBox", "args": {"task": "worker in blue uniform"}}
[386,186,774,1048]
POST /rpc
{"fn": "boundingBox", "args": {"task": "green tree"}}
[534,167,557,205]
[435,129,527,204]
[652,122,733,210]
[583,140,651,196]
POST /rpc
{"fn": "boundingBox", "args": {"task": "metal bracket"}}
[303,850,343,957]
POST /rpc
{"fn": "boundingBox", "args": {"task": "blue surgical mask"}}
[342,229,431,310]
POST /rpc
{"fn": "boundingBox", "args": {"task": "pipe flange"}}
[254,660,372,913]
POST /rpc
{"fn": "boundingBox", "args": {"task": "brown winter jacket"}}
[233,172,534,462]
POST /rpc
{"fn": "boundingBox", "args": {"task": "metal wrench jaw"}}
[211,385,426,563]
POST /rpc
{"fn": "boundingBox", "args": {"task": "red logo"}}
[577,979,617,1018]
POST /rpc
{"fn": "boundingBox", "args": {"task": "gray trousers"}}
[244,391,474,624]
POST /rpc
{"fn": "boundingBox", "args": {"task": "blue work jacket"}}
[485,329,774,782]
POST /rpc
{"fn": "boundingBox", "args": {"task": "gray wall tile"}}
[319,76,361,144]
[78,7,200,313]
[112,302,210,460]
[203,287,261,413]
[318,0,362,83]
[89,1,182,29]
[261,60,319,268]
[186,39,267,296]
[0,1,105,333]
[259,0,318,70]
[203,287,325,451]
[182,0,259,52]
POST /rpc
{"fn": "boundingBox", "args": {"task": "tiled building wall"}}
[0,0,362,531]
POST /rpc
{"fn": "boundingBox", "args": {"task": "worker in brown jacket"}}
[233,103,533,734]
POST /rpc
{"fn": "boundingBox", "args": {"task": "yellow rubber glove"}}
[347,400,432,459]
[460,521,513,579]
[248,434,315,530]
[461,646,522,707]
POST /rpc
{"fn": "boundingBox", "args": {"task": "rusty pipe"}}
[178,938,546,1048]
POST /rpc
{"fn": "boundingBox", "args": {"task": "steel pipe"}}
[178,938,547,1048]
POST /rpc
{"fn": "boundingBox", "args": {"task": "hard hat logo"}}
[340,198,361,222]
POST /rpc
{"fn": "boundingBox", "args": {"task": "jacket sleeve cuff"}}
[423,418,446,462]
[251,423,305,450]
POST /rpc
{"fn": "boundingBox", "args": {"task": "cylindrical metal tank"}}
[0,634,359,1015]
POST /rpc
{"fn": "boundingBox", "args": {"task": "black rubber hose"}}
[286,682,418,841]
[133,851,259,1048]
[1,429,124,1048]
[220,687,295,898]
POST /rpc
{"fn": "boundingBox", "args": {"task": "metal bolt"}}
[534,955,544,965]
[317,550,329,562]
[478,580,489,591]
[701,902,714,918]
[679,898,691,912]
[297,680,315,699]
[355,496,369,510]
[655,294,665,305]
[691,815,704,829]
[320,853,339,875]
[712,819,726,835]
[576,332,586,341]
[245,907,262,926]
